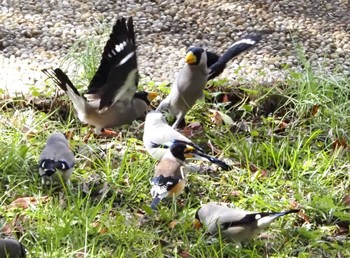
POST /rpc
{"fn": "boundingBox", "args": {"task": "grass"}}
[1,36,350,257]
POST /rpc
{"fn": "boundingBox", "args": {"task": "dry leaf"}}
[179,250,191,258]
[222,94,230,103]
[91,221,108,235]
[230,190,241,197]
[274,120,289,134]
[8,196,50,209]
[311,104,320,116]
[65,131,74,141]
[168,220,178,229]
[332,138,348,151]
[209,109,223,126]
[1,222,13,236]
[342,194,350,207]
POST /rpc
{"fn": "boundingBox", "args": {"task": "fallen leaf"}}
[274,120,289,134]
[336,221,349,235]
[0,222,13,236]
[290,201,310,224]
[209,110,235,126]
[179,250,191,258]
[65,131,74,141]
[230,190,241,197]
[222,94,230,103]
[168,220,178,229]
[311,104,320,116]
[8,196,50,209]
[209,109,223,126]
[91,221,108,235]
[332,138,348,151]
[75,249,87,258]
[12,214,27,236]
[342,194,350,207]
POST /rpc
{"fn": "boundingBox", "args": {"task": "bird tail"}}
[150,196,162,210]
[257,209,300,229]
[43,68,87,115]
[193,152,231,171]
[208,34,262,80]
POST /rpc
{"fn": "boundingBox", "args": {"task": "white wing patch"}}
[150,185,168,199]
[115,41,126,53]
[230,38,256,48]
[116,52,135,67]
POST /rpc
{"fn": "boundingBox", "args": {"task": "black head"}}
[134,91,158,105]
[169,142,195,161]
[193,207,203,229]
[186,47,205,65]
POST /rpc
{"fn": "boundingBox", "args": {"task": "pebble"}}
[0,0,349,98]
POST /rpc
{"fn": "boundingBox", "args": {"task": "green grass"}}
[1,37,350,257]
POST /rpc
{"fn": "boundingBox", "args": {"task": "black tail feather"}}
[150,196,162,210]
[208,34,262,80]
[42,68,80,96]
[196,152,232,171]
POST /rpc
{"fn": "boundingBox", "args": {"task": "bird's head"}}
[185,47,205,65]
[134,91,158,105]
[169,141,197,161]
[193,208,203,229]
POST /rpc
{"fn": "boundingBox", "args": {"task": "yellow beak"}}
[184,145,195,158]
[185,51,197,64]
[193,218,203,229]
[147,92,158,102]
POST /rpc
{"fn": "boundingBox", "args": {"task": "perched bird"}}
[194,203,300,244]
[0,238,26,258]
[43,17,157,135]
[143,111,230,170]
[156,34,261,128]
[39,132,75,185]
[150,141,196,210]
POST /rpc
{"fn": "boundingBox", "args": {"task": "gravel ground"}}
[0,0,349,97]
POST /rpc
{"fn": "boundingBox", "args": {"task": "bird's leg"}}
[172,112,186,129]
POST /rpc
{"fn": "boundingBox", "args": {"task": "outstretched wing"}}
[85,17,138,110]
[208,34,262,80]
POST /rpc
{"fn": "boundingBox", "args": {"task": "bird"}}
[38,132,75,185]
[156,34,262,128]
[43,17,157,135]
[143,111,230,170]
[150,141,196,210]
[0,238,26,258]
[194,203,300,244]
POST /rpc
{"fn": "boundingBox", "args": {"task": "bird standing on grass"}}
[143,111,230,170]
[0,238,26,258]
[150,141,196,210]
[156,34,261,128]
[39,132,75,185]
[194,203,300,244]
[43,17,157,136]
